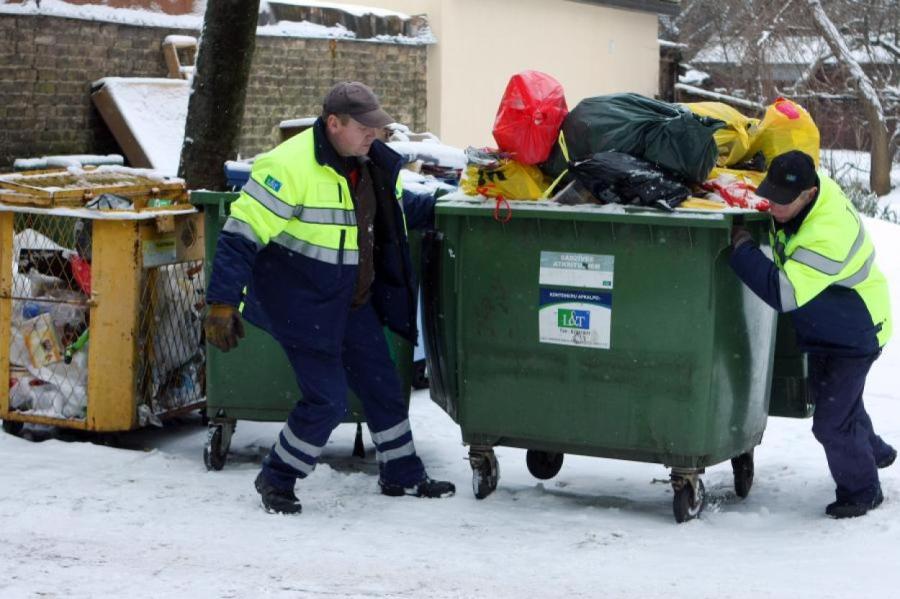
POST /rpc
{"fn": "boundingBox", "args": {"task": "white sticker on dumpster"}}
[142,236,177,267]
[538,288,611,349]
[539,252,613,289]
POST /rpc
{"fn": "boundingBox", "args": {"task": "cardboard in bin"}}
[91,77,190,176]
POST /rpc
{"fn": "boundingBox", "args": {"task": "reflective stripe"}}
[779,271,799,312]
[223,217,264,249]
[296,206,357,226]
[243,178,295,220]
[789,224,865,276]
[835,251,875,289]
[280,424,324,460]
[273,442,315,475]
[370,420,411,445]
[376,440,416,464]
[272,232,359,265]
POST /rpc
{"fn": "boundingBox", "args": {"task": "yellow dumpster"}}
[0,168,206,435]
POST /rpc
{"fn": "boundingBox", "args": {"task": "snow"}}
[388,140,467,170]
[264,0,411,19]
[693,35,897,66]
[0,0,433,44]
[163,34,197,47]
[819,149,900,205]
[93,77,190,177]
[679,67,710,86]
[2,216,900,597]
[279,117,318,129]
[0,204,196,221]
[0,0,205,28]
[13,155,124,170]
[674,83,764,111]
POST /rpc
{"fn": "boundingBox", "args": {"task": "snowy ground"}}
[1,217,899,599]
[3,153,900,598]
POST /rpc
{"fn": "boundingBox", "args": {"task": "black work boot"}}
[877,448,897,469]
[825,487,884,519]
[380,477,456,498]
[255,472,302,514]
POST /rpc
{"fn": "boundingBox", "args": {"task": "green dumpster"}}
[423,197,805,522]
[191,191,414,470]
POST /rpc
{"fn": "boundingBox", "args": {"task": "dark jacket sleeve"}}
[205,230,259,308]
[401,189,437,231]
[729,241,784,312]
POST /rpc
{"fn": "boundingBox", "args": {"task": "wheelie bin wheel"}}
[2,419,24,436]
[204,424,230,471]
[731,451,754,498]
[470,449,499,499]
[525,450,564,480]
[672,477,705,523]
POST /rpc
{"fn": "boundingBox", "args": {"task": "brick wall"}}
[0,13,428,170]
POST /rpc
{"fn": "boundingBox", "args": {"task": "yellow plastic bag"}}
[708,166,766,188]
[745,97,820,168]
[461,159,548,200]
[684,102,759,167]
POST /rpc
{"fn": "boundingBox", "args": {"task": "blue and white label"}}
[539,288,612,349]
[539,251,614,289]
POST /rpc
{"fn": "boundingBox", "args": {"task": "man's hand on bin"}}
[731,226,752,249]
[204,304,245,352]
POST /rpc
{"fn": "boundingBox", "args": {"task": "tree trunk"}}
[178,0,260,190]
[806,0,892,196]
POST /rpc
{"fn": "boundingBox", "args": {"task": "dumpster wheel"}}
[469,449,499,499]
[671,474,705,523]
[204,420,235,471]
[2,419,24,437]
[525,450,564,480]
[731,451,754,498]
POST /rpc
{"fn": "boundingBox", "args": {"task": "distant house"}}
[676,34,899,150]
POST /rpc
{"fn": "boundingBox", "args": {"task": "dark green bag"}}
[542,93,724,184]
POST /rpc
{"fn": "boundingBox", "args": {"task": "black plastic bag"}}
[542,93,723,184]
[569,152,691,211]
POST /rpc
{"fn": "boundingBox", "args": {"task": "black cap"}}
[322,82,393,128]
[757,151,818,205]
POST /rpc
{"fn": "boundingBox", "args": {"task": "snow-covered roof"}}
[0,0,433,44]
[693,35,898,66]
[263,0,411,20]
[92,77,190,177]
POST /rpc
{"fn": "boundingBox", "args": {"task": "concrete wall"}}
[0,13,427,170]
[327,0,661,148]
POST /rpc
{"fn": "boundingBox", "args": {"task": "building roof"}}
[573,0,680,17]
[693,35,898,66]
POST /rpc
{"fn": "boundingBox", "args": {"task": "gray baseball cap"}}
[323,81,393,128]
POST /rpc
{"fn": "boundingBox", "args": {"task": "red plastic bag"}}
[702,174,770,212]
[492,71,568,165]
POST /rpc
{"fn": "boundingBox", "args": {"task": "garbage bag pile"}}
[8,228,91,419]
[460,71,822,214]
[6,219,204,424]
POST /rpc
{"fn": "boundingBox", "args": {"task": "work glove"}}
[204,303,245,352]
[731,226,752,249]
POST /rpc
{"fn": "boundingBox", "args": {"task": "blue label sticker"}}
[264,175,283,193]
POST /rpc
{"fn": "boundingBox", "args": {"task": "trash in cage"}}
[20,313,63,368]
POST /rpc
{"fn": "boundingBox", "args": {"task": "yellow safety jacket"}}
[769,173,891,351]
[206,119,417,350]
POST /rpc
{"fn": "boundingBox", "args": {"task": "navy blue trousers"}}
[261,302,426,491]
[808,351,893,504]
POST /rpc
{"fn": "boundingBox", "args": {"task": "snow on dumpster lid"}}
[91,77,190,177]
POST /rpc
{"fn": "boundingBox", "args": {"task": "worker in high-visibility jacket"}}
[204,82,455,514]
[730,150,895,519]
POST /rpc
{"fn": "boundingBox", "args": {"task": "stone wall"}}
[0,13,428,170]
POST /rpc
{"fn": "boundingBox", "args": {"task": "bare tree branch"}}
[806,0,892,194]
